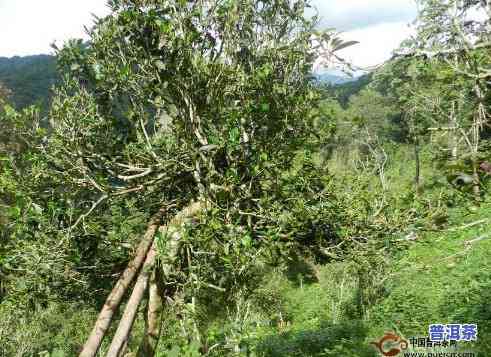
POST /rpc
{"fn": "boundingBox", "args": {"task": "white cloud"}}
[0,0,110,57]
[309,0,417,70]
[0,0,417,69]
[337,21,416,69]
[310,0,417,31]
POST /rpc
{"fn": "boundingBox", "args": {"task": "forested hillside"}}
[1,1,491,356]
[0,54,58,109]
[327,73,372,107]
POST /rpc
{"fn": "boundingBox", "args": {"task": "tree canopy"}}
[2,0,491,356]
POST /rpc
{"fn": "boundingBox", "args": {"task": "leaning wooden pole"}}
[79,208,168,357]
[136,270,164,357]
[136,201,202,356]
[106,201,206,357]
[106,242,158,357]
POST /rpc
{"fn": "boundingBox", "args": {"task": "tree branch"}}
[70,194,108,231]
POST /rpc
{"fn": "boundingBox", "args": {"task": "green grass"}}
[241,200,491,356]
[252,268,377,357]
[368,201,491,354]
[232,140,491,356]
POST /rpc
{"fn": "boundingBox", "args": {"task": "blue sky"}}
[0,0,417,68]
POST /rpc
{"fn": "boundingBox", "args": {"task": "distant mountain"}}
[329,73,373,108]
[0,54,58,110]
[315,72,359,85]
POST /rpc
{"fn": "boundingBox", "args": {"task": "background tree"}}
[396,0,491,199]
[338,88,401,189]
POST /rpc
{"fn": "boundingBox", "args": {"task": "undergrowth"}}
[163,145,491,357]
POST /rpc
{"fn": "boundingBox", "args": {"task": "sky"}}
[310,0,417,70]
[0,0,417,69]
[0,0,111,57]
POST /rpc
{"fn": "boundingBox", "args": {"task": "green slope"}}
[238,201,491,356]
[369,202,491,354]
[0,55,58,110]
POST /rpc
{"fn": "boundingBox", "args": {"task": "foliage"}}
[323,73,373,108]
[1,0,491,355]
[0,0,361,355]
[41,0,356,310]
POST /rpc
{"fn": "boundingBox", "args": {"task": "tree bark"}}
[79,208,167,357]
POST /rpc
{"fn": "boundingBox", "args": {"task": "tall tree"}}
[378,0,491,198]
[2,0,355,354]
[410,0,491,198]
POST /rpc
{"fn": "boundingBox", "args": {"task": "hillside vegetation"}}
[0,55,58,110]
[1,0,491,356]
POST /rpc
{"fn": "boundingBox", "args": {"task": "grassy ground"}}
[230,146,491,357]
[229,200,490,356]
[369,200,491,354]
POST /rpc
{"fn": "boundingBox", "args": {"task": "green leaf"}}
[333,40,359,52]
[70,63,81,71]
[157,20,172,34]
[241,234,252,247]
[228,127,240,144]
[92,63,103,80]
[50,349,66,357]
[260,103,270,112]
[166,346,181,357]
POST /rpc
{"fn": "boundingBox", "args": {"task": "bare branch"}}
[70,194,108,231]
[112,185,144,196]
[117,168,153,181]
[140,118,159,160]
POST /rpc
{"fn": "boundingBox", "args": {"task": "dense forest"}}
[1,0,491,356]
